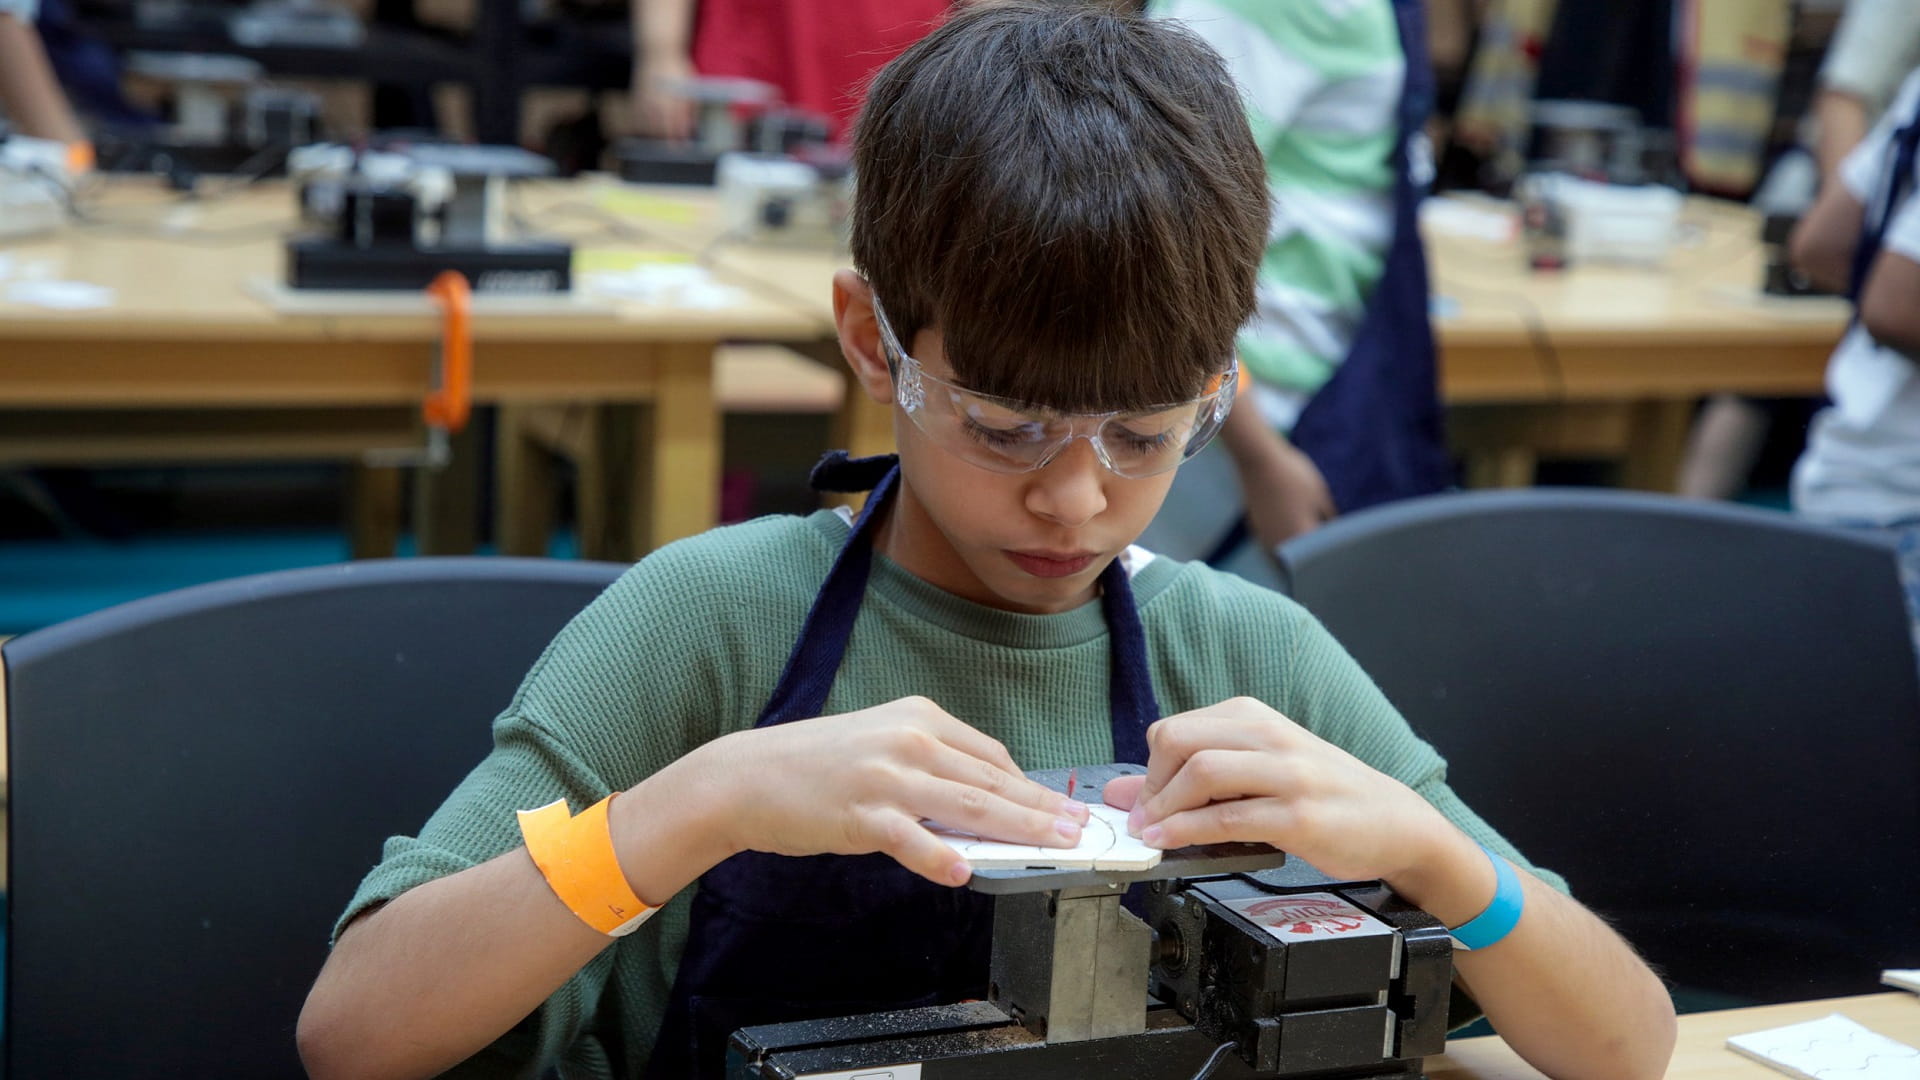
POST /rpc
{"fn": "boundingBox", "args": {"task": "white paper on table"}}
[1725,1013,1920,1080]
[1419,197,1518,243]
[5,279,114,309]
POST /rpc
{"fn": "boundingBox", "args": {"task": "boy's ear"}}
[831,269,896,406]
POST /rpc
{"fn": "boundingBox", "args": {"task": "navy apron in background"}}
[643,452,1163,1079]
[1285,0,1451,516]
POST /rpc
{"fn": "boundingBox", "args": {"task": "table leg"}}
[636,342,720,554]
[495,403,559,557]
[582,404,631,561]
[1622,398,1697,493]
[1464,447,1539,489]
[411,418,483,555]
[348,464,405,558]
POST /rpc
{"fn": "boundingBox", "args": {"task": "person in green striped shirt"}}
[1141,0,1411,569]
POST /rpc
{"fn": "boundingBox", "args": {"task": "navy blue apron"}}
[643,452,1162,1079]
[1847,89,1920,307]
[1288,0,1450,515]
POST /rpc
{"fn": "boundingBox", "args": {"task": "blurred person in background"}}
[1814,0,1920,182]
[630,0,948,141]
[1137,0,1451,579]
[1790,64,1920,653]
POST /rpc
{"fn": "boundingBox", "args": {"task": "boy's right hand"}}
[671,697,1088,886]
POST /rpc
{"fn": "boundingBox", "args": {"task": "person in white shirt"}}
[1790,67,1920,653]
[1815,0,1920,182]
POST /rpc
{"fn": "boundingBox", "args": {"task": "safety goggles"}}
[872,298,1237,479]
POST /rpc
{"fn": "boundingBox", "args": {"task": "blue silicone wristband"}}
[1448,847,1524,951]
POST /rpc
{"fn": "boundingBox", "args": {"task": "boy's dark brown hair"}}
[850,0,1268,413]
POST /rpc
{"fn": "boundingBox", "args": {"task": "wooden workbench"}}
[0,179,822,557]
[0,178,1853,567]
[1429,991,1917,1078]
[548,181,1849,489]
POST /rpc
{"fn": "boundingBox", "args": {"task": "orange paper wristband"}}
[516,795,655,937]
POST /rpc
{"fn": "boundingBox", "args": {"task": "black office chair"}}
[2,557,627,1079]
[1277,489,1920,1006]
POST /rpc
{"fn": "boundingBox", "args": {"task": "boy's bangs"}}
[928,265,1234,415]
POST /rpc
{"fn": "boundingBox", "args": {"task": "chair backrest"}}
[2,557,626,1079]
[1277,489,1920,1004]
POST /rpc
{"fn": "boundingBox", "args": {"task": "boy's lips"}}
[1004,549,1100,578]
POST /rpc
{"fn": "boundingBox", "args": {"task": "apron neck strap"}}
[757,452,1162,763]
[1099,556,1159,764]
[756,454,902,725]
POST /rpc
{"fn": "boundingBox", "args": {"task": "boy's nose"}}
[1025,438,1108,528]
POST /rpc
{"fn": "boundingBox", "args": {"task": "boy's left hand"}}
[1102,697,1454,885]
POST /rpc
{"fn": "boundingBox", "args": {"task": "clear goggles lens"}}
[874,300,1237,479]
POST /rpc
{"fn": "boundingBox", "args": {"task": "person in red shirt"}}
[631,0,948,142]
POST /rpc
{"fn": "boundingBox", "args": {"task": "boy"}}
[299,5,1675,1078]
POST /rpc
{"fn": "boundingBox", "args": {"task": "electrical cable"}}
[1188,1040,1240,1080]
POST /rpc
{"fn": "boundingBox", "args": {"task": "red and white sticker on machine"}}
[1222,891,1396,942]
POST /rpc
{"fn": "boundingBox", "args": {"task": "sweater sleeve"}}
[1820,0,1920,115]
[329,530,758,1075]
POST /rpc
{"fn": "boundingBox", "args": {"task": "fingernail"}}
[1127,805,1145,834]
[1056,818,1082,840]
[1142,825,1165,848]
[1058,798,1090,821]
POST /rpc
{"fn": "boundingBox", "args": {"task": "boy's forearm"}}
[1457,877,1676,1080]
[299,847,614,1080]
[300,754,739,1080]
[1390,829,1676,1080]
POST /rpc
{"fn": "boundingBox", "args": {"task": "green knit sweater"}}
[337,510,1565,1078]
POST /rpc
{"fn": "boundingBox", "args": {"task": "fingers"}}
[637,98,693,141]
[903,699,1026,778]
[919,738,1085,825]
[1131,748,1297,837]
[759,697,1101,879]
[911,774,1084,849]
[1139,701,1290,811]
[659,99,694,141]
[1102,773,1146,810]
[893,698,1082,825]
[855,807,975,887]
[1136,796,1294,851]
